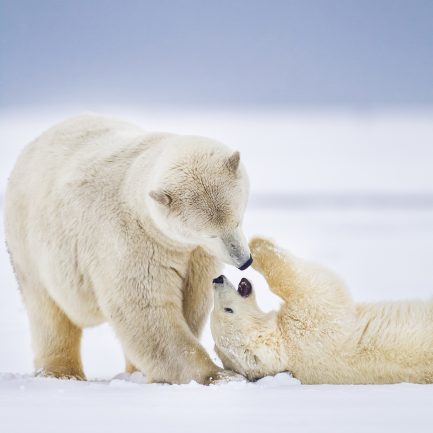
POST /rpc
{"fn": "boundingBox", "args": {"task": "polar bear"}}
[5,113,252,384]
[211,237,433,384]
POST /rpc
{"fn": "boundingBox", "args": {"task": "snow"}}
[0,373,431,433]
[1,108,432,432]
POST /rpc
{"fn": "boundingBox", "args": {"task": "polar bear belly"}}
[39,253,106,328]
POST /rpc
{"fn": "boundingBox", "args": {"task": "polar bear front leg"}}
[182,247,221,337]
[250,236,353,311]
[249,236,297,301]
[116,303,224,384]
[101,272,224,384]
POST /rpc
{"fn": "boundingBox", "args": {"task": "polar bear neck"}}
[242,311,292,380]
[260,312,292,371]
[121,134,201,253]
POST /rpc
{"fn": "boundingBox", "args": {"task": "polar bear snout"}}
[212,275,225,285]
[238,255,253,271]
[212,275,237,295]
[221,230,252,270]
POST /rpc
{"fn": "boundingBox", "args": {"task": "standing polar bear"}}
[211,237,433,384]
[5,114,252,384]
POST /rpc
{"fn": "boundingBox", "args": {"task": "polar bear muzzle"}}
[221,231,252,270]
[212,275,225,285]
[238,255,253,271]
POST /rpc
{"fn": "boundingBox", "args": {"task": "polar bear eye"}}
[224,307,234,314]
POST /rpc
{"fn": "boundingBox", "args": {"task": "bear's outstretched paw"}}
[249,236,278,273]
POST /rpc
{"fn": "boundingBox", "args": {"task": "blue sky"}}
[1,0,432,108]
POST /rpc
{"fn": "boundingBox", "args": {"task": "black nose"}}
[212,275,225,284]
[238,255,253,271]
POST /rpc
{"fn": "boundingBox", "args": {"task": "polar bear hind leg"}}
[23,285,85,380]
[124,356,139,374]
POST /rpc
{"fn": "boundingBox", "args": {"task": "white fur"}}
[5,113,250,384]
[211,237,433,384]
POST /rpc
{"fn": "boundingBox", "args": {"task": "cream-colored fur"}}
[211,237,433,384]
[5,113,251,384]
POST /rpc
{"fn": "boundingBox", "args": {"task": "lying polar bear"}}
[211,237,433,384]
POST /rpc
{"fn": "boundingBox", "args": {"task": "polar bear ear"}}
[149,190,172,207]
[226,151,240,173]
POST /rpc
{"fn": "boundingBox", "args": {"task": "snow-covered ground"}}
[1,108,432,432]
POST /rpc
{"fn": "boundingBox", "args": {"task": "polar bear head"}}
[148,136,252,269]
[210,275,285,380]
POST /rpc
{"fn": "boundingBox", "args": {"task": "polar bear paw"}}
[249,236,278,273]
[207,369,246,385]
[35,368,86,381]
